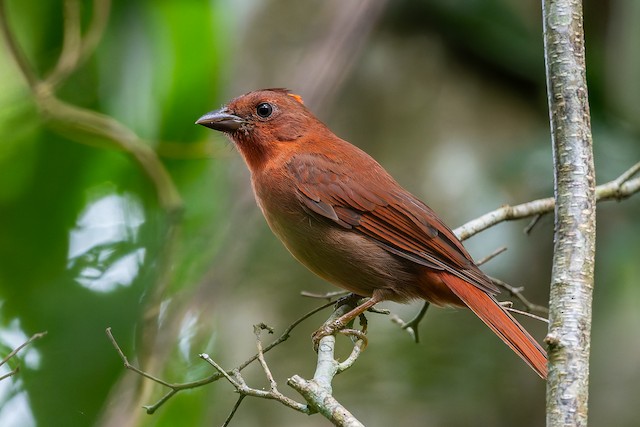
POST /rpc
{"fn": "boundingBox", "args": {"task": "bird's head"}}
[197,88,324,171]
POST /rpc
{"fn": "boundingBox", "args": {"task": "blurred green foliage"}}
[0,0,230,425]
[0,1,638,426]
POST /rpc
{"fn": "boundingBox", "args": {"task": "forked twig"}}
[199,327,311,416]
[390,302,430,343]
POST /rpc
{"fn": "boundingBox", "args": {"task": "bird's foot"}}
[312,319,369,351]
[312,321,342,351]
[312,296,381,352]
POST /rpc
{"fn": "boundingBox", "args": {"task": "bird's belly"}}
[259,203,421,302]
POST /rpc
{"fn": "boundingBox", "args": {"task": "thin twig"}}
[504,307,549,324]
[0,331,48,370]
[222,395,246,427]
[198,354,240,388]
[476,246,508,266]
[0,367,20,382]
[253,325,278,390]
[0,331,47,382]
[105,328,175,388]
[524,214,544,235]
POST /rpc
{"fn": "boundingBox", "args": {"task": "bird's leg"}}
[334,292,364,308]
[312,295,382,351]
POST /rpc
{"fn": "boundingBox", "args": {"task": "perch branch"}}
[287,303,366,426]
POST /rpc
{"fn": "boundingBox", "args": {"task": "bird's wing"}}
[288,153,498,295]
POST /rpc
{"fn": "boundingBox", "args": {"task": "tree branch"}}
[542,1,596,426]
[453,161,639,241]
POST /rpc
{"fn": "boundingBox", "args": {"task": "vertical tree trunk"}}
[542,1,596,426]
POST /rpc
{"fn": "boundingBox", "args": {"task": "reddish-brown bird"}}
[196,88,547,379]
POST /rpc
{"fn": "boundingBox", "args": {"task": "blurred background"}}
[0,0,638,426]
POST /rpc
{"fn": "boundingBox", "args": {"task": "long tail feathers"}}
[442,272,548,379]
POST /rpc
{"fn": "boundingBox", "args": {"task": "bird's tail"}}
[442,272,548,379]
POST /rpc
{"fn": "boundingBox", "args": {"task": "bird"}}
[196,88,547,379]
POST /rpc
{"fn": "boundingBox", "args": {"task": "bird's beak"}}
[195,108,244,132]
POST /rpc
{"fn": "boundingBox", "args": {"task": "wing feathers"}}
[288,154,496,293]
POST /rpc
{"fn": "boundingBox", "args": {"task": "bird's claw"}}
[312,319,345,352]
[312,316,369,352]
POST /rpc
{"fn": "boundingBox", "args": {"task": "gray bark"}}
[541,1,596,426]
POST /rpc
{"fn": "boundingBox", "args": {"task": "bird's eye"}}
[256,102,273,118]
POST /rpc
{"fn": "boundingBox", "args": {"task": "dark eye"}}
[256,102,273,118]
